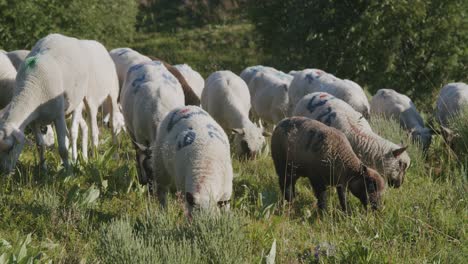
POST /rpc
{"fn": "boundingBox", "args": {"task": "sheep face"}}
[383,147,410,188]
[185,192,231,217]
[0,124,25,174]
[349,166,385,210]
[232,125,265,159]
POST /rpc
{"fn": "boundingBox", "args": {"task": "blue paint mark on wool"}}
[177,130,196,150]
[207,124,227,145]
[167,109,209,132]
[117,49,130,56]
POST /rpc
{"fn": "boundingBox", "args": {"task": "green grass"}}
[0,115,466,263]
[130,22,262,78]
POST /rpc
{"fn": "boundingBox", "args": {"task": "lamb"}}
[174,64,205,99]
[6,50,30,70]
[288,69,370,118]
[121,60,184,185]
[0,33,88,172]
[371,89,432,151]
[293,92,410,188]
[152,106,233,215]
[202,70,266,159]
[69,40,121,160]
[271,117,384,211]
[247,69,293,126]
[435,82,468,145]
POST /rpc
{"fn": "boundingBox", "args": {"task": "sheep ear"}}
[262,131,272,137]
[392,146,407,157]
[359,163,368,175]
[231,128,244,135]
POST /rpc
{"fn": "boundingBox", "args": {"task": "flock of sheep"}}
[1,33,467,216]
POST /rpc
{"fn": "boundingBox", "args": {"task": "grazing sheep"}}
[271,117,384,211]
[247,69,293,126]
[371,89,432,151]
[293,92,410,188]
[202,70,266,159]
[288,69,370,118]
[0,33,88,172]
[174,64,205,99]
[109,47,151,93]
[240,65,282,97]
[0,52,16,110]
[6,50,30,70]
[152,106,233,215]
[69,40,121,160]
[121,60,184,185]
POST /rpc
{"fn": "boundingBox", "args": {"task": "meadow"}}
[0,25,467,264]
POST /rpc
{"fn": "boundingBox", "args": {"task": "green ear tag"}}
[25,56,38,68]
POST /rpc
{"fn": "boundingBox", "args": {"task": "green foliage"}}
[132,23,261,77]
[137,0,245,33]
[0,0,137,50]
[248,0,468,106]
[447,106,468,158]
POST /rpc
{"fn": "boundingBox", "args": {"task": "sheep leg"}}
[32,123,46,170]
[70,103,84,161]
[312,185,327,211]
[87,106,99,154]
[79,117,88,160]
[336,185,349,213]
[278,162,297,202]
[54,113,69,170]
[108,95,120,157]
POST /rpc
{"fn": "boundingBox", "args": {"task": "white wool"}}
[288,69,370,118]
[109,47,151,94]
[293,92,410,187]
[152,106,233,213]
[371,89,431,150]
[0,53,17,110]
[435,82,468,127]
[247,70,292,125]
[6,50,30,70]
[202,70,265,157]
[174,64,204,100]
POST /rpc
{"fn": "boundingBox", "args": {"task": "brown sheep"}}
[271,117,385,211]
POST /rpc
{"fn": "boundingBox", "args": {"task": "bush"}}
[0,0,137,50]
[248,0,468,107]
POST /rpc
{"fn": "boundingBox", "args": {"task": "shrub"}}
[0,0,137,50]
[248,0,468,107]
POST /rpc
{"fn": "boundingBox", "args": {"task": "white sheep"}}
[0,33,88,172]
[288,69,370,118]
[152,105,233,215]
[202,70,266,159]
[174,64,205,100]
[0,52,16,110]
[247,69,293,126]
[435,82,468,145]
[121,60,185,185]
[68,40,121,161]
[109,47,151,93]
[6,50,30,70]
[240,65,282,98]
[293,92,410,188]
[371,89,432,151]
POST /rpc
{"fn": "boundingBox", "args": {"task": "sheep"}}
[68,40,121,161]
[202,70,267,159]
[121,60,185,186]
[174,64,205,99]
[152,105,233,215]
[293,92,410,188]
[0,33,88,172]
[109,48,151,93]
[247,69,293,126]
[6,50,30,70]
[371,89,432,151]
[240,65,281,97]
[271,116,385,211]
[0,52,16,110]
[288,69,370,118]
[435,82,468,145]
